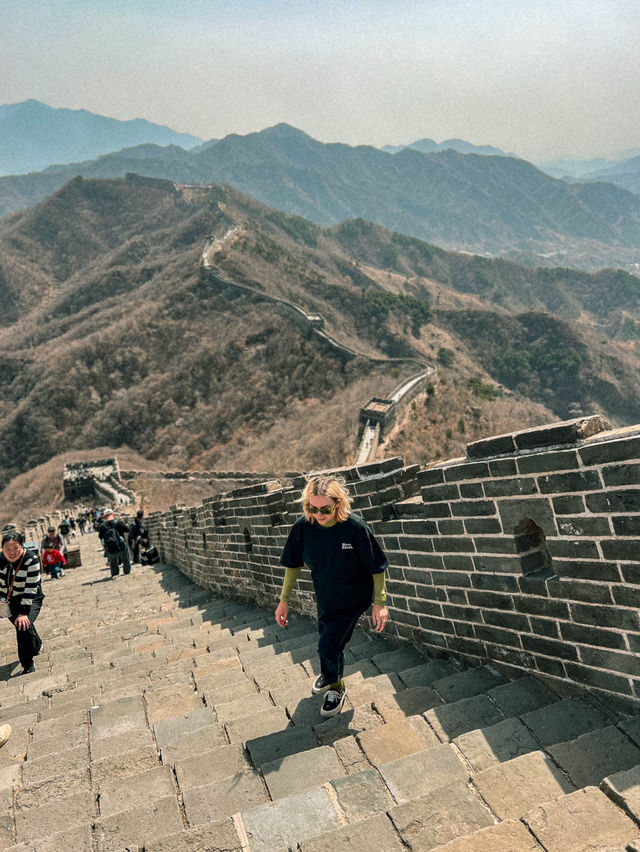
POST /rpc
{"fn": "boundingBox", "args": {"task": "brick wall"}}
[146,417,640,712]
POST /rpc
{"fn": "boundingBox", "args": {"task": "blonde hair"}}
[301,476,351,523]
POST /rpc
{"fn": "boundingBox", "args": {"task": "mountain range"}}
[2,174,640,495]
[537,153,640,195]
[0,100,204,176]
[382,138,516,157]
[1,121,640,272]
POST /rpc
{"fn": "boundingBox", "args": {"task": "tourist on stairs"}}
[41,541,66,579]
[275,475,389,718]
[98,509,131,577]
[0,531,44,675]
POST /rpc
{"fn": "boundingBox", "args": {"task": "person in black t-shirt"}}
[275,475,389,719]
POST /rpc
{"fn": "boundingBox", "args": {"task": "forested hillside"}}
[2,176,640,496]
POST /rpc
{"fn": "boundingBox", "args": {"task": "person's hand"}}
[372,604,389,633]
[275,601,289,628]
[15,615,30,631]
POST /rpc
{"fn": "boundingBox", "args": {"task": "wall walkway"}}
[1,535,639,849]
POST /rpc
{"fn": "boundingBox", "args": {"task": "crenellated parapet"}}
[145,416,640,712]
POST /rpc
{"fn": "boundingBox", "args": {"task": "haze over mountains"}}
[2,106,640,273]
[2,174,640,499]
[382,139,516,157]
[0,100,204,176]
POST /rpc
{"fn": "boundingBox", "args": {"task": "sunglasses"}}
[306,504,336,516]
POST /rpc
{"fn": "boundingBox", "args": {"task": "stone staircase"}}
[1,536,639,851]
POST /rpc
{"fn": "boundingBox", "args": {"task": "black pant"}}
[9,597,43,670]
[108,547,131,576]
[317,607,365,684]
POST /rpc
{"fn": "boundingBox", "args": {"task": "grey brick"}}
[552,495,586,514]
[484,477,537,497]
[563,662,634,695]
[546,538,599,560]
[602,462,640,487]
[538,470,602,494]
[547,578,613,605]
[559,620,626,649]
[579,435,640,465]
[517,450,579,474]
[444,461,490,481]
[451,500,498,517]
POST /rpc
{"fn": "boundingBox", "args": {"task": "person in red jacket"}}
[41,543,66,579]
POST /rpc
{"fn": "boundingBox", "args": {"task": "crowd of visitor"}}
[1,506,150,679]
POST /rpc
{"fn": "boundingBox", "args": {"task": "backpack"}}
[102,524,125,554]
[141,546,159,565]
[59,521,70,535]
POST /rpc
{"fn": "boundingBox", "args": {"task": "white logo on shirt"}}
[341,542,354,550]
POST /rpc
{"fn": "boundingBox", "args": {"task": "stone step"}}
[142,818,244,852]
[428,818,546,851]
[600,762,640,824]
[261,744,346,799]
[387,779,495,851]
[298,812,405,851]
[547,725,640,789]
[522,785,640,852]
[181,770,268,826]
[356,714,439,765]
[240,785,344,851]
[473,749,577,820]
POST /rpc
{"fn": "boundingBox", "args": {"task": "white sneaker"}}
[320,687,347,718]
[311,674,333,695]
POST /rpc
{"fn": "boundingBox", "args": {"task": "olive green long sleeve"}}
[279,566,302,602]
[373,571,386,606]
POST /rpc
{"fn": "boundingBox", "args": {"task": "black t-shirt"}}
[279,513,388,617]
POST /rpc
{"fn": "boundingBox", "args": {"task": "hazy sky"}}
[3,0,638,161]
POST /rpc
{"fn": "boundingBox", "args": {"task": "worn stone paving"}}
[0,535,639,851]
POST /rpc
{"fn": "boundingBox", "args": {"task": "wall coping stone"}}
[465,416,610,460]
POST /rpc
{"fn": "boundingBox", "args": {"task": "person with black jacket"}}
[0,531,44,674]
[98,509,131,578]
[128,510,148,565]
